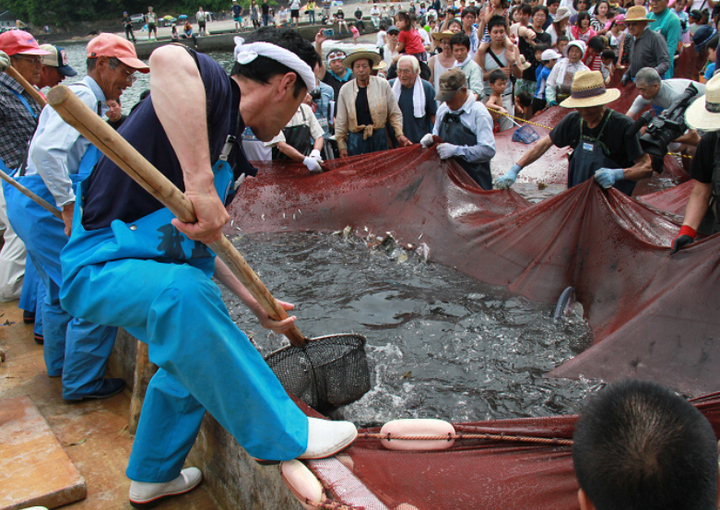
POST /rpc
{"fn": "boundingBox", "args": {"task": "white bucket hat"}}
[686,72,720,131]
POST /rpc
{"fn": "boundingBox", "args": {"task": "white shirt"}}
[628,78,706,116]
[25,76,106,207]
[433,94,496,163]
[266,103,325,146]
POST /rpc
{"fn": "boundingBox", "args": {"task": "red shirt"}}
[399,29,425,54]
[584,53,602,72]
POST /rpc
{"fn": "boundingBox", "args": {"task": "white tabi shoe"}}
[298,417,358,459]
[129,467,203,509]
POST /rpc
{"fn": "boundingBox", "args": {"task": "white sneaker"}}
[129,467,202,509]
[298,417,357,459]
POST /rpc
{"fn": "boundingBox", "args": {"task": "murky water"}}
[219,230,599,428]
[58,43,601,427]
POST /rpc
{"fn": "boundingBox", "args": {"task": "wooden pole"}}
[5,65,47,108]
[0,168,62,220]
[46,84,308,347]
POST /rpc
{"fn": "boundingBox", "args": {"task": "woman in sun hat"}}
[494,70,652,195]
[671,73,720,253]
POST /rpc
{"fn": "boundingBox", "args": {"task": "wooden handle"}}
[46,85,308,347]
[0,168,63,219]
[5,66,47,108]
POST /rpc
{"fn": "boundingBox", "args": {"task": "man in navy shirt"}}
[389,55,437,144]
[59,27,357,508]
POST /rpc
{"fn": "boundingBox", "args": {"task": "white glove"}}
[420,133,434,149]
[309,149,324,163]
[436,143,458,160]
[0,51,8,73]
[303,156,322,173]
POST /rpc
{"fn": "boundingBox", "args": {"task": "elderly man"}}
[4,34,149,402]
[57,27,356,507]
[495,70,652,195]
[648,0,682,79]
[420,68,496,189]
[335,49,410,157]
[621,6,671,86]
[315,33,353,101]
[670,73,720,252]
[573,379,719,510]
[389,55,437,144]
[0,31,52,303]
[38,44,77,89]
[628,67,703,146]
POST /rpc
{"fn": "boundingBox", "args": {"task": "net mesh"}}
[264,334,371,413]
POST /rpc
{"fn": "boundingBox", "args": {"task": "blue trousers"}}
[62,256,308,482]
[19,254,45,341]
[4,175,117,398]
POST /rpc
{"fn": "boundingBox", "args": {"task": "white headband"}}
[233,37,317,92]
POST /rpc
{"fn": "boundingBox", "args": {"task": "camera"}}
[629,83,700,170]
[309,88,322,100]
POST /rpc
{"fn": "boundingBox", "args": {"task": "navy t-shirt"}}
[82,53,249,230]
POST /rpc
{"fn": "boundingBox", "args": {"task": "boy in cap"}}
[420,67,496,189]
[315,31,354,101]
[38,44,77,89]
[3,34,149,401]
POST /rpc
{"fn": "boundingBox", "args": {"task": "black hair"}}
[488,68,507,83]
[547,0,561,6]
[576,10,591,26]
[397,10,413,29]
[516,90,532,106]
[573,379,719,510]
[487,14,508,32]
[587,35,605,52]
[461,7,477,18]
[556,34,570,44]
[519,3,532,14]
[449,32,471,49]
[601,48,615,60]
[86,56,121,72]
[532,5,549,17]
[573,0,592,10]
[708,34,719,50]
[534,42,550,55]
[230,26,318,98]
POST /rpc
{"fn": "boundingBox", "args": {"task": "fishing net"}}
[264,334,371,413]
[512,124,540,144]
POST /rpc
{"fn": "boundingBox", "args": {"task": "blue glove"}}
[436,143,458,159]
[548,100,557,107]
[621,74,630,87]
[594,168,625,189]
[493,164,522,189]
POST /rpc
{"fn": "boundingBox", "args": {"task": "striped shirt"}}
[0,73,42,169]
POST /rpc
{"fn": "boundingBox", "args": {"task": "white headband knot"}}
[234,37,317,92]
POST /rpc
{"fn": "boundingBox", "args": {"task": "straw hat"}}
[560,70,621,108]
[431,30,454,41]
[685,72,720,131]
[623,5,655,22]
[373,60,388,71]
[343,49,381,68]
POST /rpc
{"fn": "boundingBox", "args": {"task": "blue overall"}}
[568,111,636,196]
[19,255,45,341]
[60,161,308,483]
[3,147,118,396]
[0,91,45,336]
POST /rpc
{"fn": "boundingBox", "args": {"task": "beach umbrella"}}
[178,14,188,20]
[162,15,175,20]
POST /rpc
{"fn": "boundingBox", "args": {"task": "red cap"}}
[86,34,150,73]
[0,30,53,57]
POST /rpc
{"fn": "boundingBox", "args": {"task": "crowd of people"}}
[2,0,720,505]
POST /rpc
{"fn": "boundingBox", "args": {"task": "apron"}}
[699,135,720,235]
[439,111,492,190]
[568,110,635,196]
[272,107,313,160]
[3,146,100,288]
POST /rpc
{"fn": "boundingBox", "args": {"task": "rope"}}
[360,431,573,446]
[485,107,694,160]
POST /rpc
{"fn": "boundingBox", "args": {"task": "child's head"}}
[674,0,686,9]
[396,11,412,29]
[534,42,550,62]
[515,90,533,108]
[586,35,606,56]
[488,69,508,93]
[601,48,616,65]
[556,35,570,55]
[708,35,719,61]
[541,48,562,68]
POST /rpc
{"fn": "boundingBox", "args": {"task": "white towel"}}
[392,76,426,118]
